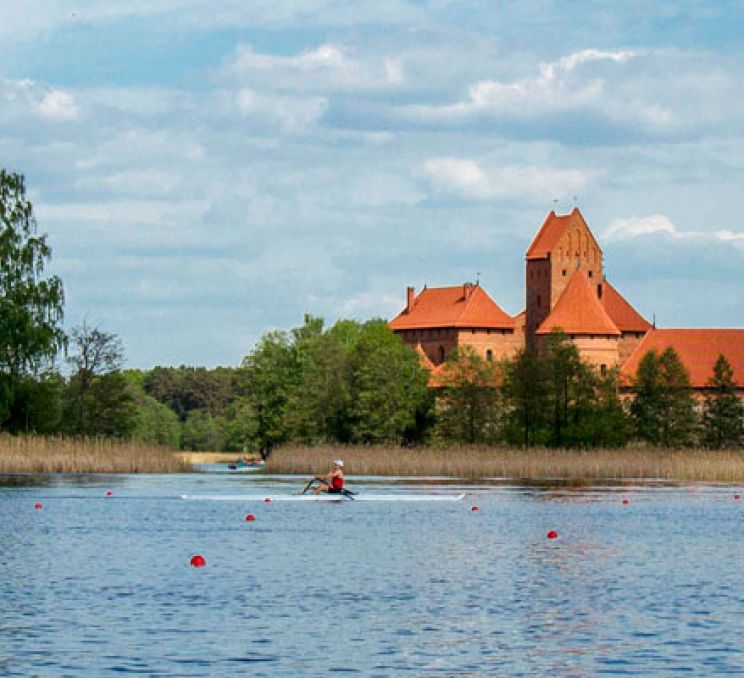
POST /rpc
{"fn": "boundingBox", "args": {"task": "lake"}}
[1,472,743,676]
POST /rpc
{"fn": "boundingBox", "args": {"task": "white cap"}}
[333,459,344,467]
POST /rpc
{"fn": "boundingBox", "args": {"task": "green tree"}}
[221,397,259,452]
[0,170,65,425]
[631,348,697,446]
[435,346,503,444]
[701,354,744,449]
[502,348,550,446]
[240,330,296,457]
[346,320,429,444]
[284,326,353,443]
[181,409,223,451]
[64,322,125,435]
[5,371,64,434]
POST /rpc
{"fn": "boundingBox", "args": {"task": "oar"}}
[301,477,317,495]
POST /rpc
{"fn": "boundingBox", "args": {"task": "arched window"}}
[486,349,493,362]
[537,294,541,308]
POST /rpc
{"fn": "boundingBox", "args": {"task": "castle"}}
[389,208,744,390]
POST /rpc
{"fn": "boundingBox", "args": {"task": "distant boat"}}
[226,459,265,472]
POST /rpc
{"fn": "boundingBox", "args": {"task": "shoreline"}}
[264,445,744,482]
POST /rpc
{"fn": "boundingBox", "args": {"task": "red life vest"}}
[331,475,344,489]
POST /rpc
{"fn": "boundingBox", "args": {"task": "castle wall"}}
[456,328,522,362]
[618,332,647,364]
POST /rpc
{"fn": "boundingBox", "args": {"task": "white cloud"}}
[603,217,744,250]
[603,214,678,240]
[1,78,79,122]
[403,49,638,122]
[236,87,328,132]
[423,157,588,202]
[223,43,405,92]
[38,88,79,120]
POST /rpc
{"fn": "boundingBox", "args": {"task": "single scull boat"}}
[181,493,466,502]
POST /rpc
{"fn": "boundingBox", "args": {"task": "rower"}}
[312,459,345,495]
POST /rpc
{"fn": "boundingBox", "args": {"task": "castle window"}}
[600,364,607,375]
[588,270,593,278]
[562,269,567,277]
[438,345,445,363]
[486,349,493,362]
[472,328,476,334]
[597,284,603,299]
[537,294,541,307]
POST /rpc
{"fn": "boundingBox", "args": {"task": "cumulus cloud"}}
[222,43,405,92]
[1,78,79,122]
[423,157,588,202]
[235,87,328,132]
[603,216,744,251]
[602,214,678,240]
[403,49,637,121]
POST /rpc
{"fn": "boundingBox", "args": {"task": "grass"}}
[265,444,744,482]
[0,434,191,474]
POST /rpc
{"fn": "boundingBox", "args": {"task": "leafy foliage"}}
[435,346,503,444]
[701,354,744,449]
[631,348,697,446]
[0,171,65,424]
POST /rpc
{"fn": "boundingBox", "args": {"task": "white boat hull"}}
[181,493,466,502]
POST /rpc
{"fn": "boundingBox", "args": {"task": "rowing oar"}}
[301,478,316,495]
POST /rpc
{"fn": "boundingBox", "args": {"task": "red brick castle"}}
[389,208,744,390]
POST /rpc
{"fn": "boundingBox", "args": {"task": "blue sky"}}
[2,1,744,367]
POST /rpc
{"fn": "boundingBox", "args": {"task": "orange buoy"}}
[34,502,42,510]
[471,506,479,511]
[547,530,558,540]
[190,555,206,567]
[245,514,256,522]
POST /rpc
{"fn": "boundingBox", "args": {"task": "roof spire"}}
[552,197,558,212]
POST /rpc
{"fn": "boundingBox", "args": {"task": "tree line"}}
[2,169,743,452]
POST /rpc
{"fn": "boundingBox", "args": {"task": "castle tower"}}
[525,208,604,346]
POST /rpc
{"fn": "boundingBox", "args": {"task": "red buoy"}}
[190,555,206,567]
[34,502,42,510]
[622,498,630,505]
[245,514,256,522]
[471,506,479,511]
[106,490,113,497]
[735,494,741,501]
[547,530,558,540]
[264,497,272,503]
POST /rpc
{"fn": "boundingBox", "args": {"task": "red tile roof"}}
[620,328,744,388]
[602,280,653,333]
[526,208,600,260]
[536,270,621,336]
[389,284,514,330]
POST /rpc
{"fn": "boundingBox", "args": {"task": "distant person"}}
[313,459,345,494]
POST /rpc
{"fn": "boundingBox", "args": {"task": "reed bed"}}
[266,444,744,481]
[0,435,191,474]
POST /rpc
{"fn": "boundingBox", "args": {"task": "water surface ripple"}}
[1,474,742,676]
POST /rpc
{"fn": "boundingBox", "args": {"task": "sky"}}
[2,1,744,368]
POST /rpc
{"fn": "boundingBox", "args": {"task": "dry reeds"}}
[266,444,744,481]
[0,434,191,474]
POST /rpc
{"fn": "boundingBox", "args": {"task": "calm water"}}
[1,473,743,676]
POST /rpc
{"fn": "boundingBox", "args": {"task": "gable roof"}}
[602,280,653,333]
[620,328,744,388]
[526,208,601,260]
[536,270,621,336]
[389,284,514,330]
